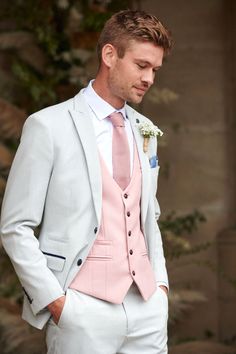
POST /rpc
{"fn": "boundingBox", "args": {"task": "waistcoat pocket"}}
[87,240,112,261]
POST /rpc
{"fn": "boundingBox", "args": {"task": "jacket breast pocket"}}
[42,251,66,272]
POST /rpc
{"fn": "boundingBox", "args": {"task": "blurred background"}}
[0,0,235,353]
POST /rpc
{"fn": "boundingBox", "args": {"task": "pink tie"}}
[108,112,130,190]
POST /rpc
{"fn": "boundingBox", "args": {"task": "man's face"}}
[107,40,164,105]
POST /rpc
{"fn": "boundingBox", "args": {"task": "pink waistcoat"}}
[69,143,156,304]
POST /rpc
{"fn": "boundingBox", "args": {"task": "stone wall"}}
[141,0,236,342]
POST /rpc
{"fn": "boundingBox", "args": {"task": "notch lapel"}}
[126,105,151,226]
[69,92,102,225]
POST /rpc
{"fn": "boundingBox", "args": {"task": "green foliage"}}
[12,61,59,109]
[160,210,206,236]
[2,2,74,109]
[160,210,208,260]
[82,11,112,31]
[0,0,131,112]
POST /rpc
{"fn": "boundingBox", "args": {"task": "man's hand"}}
[47,295,66,324]
[158,285,168,296]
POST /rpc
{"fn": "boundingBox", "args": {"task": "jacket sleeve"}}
[0,115,64,315]
[148,135,169,289]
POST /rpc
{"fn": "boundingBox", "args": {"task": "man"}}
[0,9,172,354]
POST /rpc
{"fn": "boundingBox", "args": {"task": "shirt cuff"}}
[156,282,169,292]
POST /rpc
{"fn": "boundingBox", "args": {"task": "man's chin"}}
[128,95,144,104]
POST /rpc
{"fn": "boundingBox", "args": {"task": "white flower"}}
[138,121,163,138]
[137,121,163,153]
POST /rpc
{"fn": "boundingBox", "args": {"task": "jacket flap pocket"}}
[42,252,66,272]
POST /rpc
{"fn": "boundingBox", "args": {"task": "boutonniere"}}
[137,121,163,152]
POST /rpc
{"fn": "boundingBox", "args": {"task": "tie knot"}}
[108,112,124,127]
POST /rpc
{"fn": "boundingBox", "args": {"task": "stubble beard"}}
[128,87,147,104]
[108,74,146,105]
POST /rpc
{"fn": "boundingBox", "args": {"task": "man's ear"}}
[101,44,117,68]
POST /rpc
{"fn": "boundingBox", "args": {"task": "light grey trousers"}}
[46,284,168,354]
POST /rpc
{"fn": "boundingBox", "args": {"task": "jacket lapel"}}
[68,93,150,228]
[126,105,151,226]
[69,92,102,225]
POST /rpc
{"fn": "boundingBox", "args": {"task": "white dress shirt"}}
[82,81,134,176]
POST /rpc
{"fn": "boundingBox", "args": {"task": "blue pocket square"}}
[149,155,158,168]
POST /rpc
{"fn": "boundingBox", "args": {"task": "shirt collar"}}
[82,80,127,121]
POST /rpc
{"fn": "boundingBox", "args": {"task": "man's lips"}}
[134,86,148,94]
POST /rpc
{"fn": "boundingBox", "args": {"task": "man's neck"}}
[92,75,125,110]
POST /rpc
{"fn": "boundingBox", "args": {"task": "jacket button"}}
[124,193,128,199]
[77,259,82,266]
[127,211,130,217]
[94,227,98,234]
[132,270,136,276]
[129,249,133,255]
[128,231,132,236]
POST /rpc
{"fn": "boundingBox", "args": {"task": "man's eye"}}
[137,64,145,69]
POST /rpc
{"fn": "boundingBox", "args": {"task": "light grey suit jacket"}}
[0,91,168,329]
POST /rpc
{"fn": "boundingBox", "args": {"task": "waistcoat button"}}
[132,270,136,276]
[128,231,131,236]
[127,211,130,217]
[77,259,82,266]
[129,249,133,255]
[124,193,128,199]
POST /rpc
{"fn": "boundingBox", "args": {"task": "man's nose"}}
[141,70,155,86]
